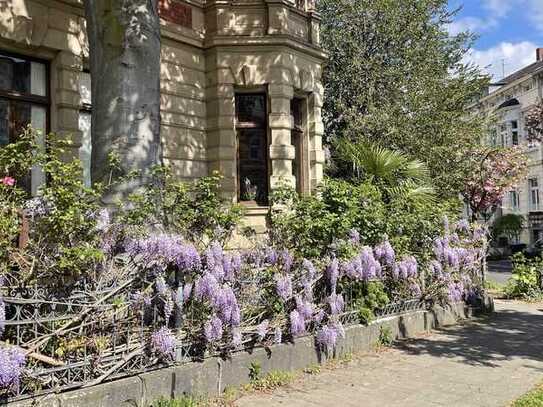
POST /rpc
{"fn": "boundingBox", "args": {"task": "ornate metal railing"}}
[3,280,426,402]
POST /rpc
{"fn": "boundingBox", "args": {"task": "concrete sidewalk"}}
[235,300,543,407]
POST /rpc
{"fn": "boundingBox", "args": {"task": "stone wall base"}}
[10,298,494,407]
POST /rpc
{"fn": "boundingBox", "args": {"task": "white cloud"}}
[448,0,531,36]
[482,0,515,19]
[527,0,543,32]
[448,16,496,36]
[464,41,537,81]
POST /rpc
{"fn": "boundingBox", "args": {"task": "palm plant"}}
[337,140,436,203]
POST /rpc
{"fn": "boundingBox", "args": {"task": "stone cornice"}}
[204,35,327,60]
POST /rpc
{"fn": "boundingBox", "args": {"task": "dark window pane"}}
[291,98,303,128]
[0,54,31,94]
[0,98,31,146]
[236,94,266,125]
[238,128,268,204]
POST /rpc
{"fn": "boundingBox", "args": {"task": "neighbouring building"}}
[0,0,326,233]
[471,48,543,245]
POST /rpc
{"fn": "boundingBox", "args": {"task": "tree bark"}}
[84,0,162,202]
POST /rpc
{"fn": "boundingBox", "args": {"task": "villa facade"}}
[471,48,543,245]
[0,0,326,228]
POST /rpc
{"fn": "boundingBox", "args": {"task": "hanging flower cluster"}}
[0,347,25,391]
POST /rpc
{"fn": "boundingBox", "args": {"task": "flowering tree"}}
[462,146,528,222]
[525,101,543,143]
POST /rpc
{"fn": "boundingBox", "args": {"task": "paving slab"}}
[235,300,543,407]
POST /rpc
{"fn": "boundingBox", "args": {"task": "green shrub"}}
[270,177,458,262]
[352,282,390,324]
[505,253,543,300]
[119,166,243,243]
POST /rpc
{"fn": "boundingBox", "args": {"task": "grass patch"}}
[243,370,295,392]
[152,396,202,407]
[512,383,543,407]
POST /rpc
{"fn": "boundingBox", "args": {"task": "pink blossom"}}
[1,177,15,186]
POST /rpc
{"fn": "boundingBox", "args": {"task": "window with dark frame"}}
[235,94,268,205]
[0,51,49,195]
[291,97,306,194]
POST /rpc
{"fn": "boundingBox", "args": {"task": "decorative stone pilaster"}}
[269,83,296,190]
[308,81,325,191]
[51,51,83,160]
[206,66,237,202]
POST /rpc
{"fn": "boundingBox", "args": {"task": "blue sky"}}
[448,0,543,80]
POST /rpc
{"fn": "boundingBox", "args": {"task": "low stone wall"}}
[10,297,494,407]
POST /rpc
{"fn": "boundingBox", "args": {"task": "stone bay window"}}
[0,0,326,217]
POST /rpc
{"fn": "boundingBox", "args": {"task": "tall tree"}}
[318,0,489,197]
[84,0,162,201]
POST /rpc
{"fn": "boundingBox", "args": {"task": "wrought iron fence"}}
[3,279,425,402]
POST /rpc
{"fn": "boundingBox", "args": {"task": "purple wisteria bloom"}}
[0,346,25,391]
[280,249,294,273]
[204,242,225,280]
[126,234,200,271]
[204,315,224,342]
[264,247,279,265]
[290,310,305,337]
[359,246,381,280]
[326,258,339,291]
[211,286,241,326]
[0,297,5,337]
[257,320,269,341]
[429,260,443,278]
[316,324,338,350]
[314,309,325,324]
[327,292,345,315]
[275,275,293,302]
[409,283,422,298]
[374,239,395,267]
[176,243,201,271]
[316,322,345,351]
[182,282,193,303]
[393,256,418,280]
[444,247,460,269]
[302,259,316,280]
[155,275,167,295]
[295,296,314,320]
[274,327,283,344]
[455,219,470,233]
[194,273,219,300]
[447,281,464,302]
[151,327,177,360]
[348,229,361,244]
[233,328,242,348]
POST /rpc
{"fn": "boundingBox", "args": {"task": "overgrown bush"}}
[0,129,486,397]
[505,253,543,300]
[270,178,459,263]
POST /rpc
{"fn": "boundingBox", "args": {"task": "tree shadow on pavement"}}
[396,304,543,368]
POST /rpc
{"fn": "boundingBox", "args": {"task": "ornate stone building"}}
[471,48,543,245]
[0,0,326,226]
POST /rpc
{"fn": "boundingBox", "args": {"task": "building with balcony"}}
[0,0,327,234]
[471,48,543,245]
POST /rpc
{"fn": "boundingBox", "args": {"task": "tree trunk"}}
[84,0,162,202]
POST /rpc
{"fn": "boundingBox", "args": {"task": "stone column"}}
[269,82,296,190]
[51,51,83,161]
[308,81,325,191]
[206,65,237,202]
